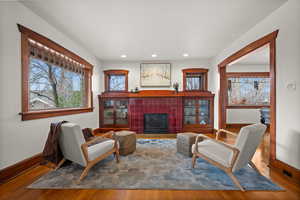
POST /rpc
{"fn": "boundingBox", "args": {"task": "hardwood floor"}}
[0,131,299,200]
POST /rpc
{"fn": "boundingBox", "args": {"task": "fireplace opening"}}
[144,113,168,133]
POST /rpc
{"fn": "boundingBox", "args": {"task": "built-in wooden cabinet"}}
[100,98,129,128]
[183,96,214,133]
[98,91,214,133]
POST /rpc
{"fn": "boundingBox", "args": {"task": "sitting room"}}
[0,0,299,199]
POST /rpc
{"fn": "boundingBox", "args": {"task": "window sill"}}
[226,105,270,109]
[20,107,94,121]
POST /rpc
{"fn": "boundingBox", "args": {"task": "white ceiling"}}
[20,0,286,61]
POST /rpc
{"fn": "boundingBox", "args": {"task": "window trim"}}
[18,24,94,120]
[182,68,209,91]
[104,70,129,92]
[226,72,270,109]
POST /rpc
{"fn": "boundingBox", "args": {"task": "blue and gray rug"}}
[29,139,282,190]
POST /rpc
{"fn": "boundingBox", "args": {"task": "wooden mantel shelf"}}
[99,90,215,98]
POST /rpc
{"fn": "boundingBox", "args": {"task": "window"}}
[186,73,203,90]
[18,24,93,120]
[182,68,208,91]
[104,70,128,92]
[109,75,126,91]
[29,58,85,110]
[226,72,270,108]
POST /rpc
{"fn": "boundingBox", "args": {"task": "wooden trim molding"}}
[17,24,93,69]
[182,68,209,91]
[20,107,94,121]
[99,90,215,98]
[218,30,279,165]
[270,159,300,185]
[226,72,270,78]
[0,153,43,184]
[104,70,129,92]
[18,24,94,120]
[218,67,227,129]
[218,30,279,68]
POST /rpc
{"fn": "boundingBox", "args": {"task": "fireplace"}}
[144,113,168,133]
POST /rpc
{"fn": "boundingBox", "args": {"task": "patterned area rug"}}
[29,139,282,190]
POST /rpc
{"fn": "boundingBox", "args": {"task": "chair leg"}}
[227,171,245,191]
[78,165,92,182]
[115,149,120,163]
[54,158,66,170]
[249,161,261,175]
[192,154,197,168]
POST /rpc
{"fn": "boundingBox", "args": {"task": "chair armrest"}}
[194,134,240,167]
[81,131,116,162]
[216,129,238,140]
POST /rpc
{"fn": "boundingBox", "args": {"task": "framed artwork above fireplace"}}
[140,63,171,87]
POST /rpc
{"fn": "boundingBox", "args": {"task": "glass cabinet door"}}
[102,99,128,127]
[103,100,114,125]
[184,99,196,125]
[115,100,128,125]
[198,100,210,125]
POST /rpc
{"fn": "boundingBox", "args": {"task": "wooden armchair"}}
[192,124,267,191]
[57,123,119,181]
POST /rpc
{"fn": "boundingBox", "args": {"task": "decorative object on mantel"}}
[29,139,282,191]
[130,87,140,93]
[140,63,171,87]
[173,82,179,93]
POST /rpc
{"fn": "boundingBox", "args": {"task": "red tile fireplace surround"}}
[129,97,183,133]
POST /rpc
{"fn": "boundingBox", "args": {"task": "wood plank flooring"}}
[0,131,299,200]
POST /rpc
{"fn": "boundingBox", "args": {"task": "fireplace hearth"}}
[144,113,168,133]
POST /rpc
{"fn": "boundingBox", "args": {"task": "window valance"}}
[28,39,85,75]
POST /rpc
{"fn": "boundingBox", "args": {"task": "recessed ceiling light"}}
[121,54,127,58]
[151,54,157,58]
[183,53,189,57]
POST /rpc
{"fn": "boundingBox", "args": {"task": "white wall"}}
[226,109,261,124]
[101,59,213,92]
[227,64,269,124]
[211,0,300,169]
[227,64,269,72]
[0,2,102,169]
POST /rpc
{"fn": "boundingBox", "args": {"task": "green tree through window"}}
[29,58,85,110]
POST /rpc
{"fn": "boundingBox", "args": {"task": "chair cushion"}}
[192,140,234,168]
[87,140,115,161]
